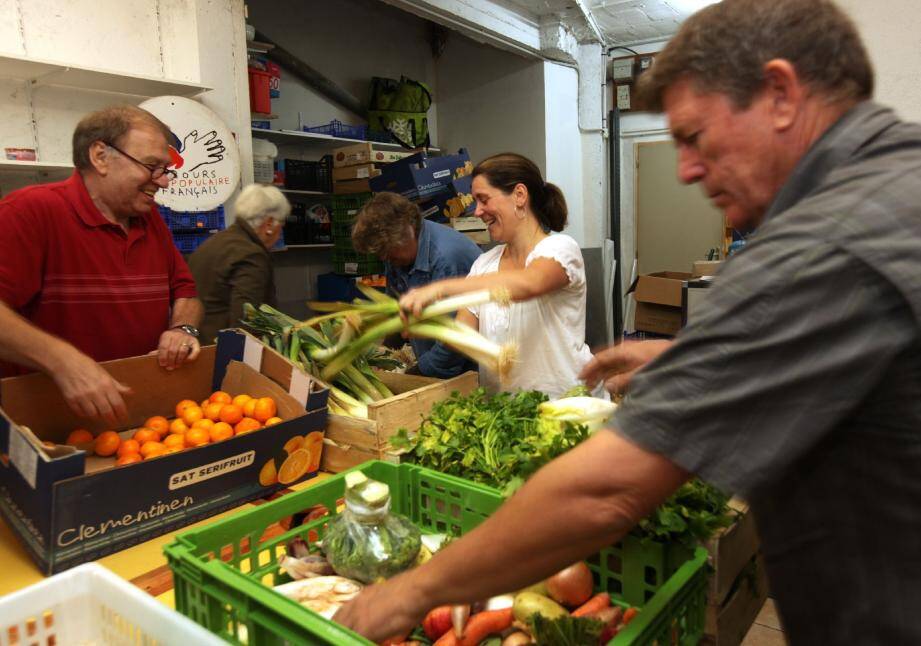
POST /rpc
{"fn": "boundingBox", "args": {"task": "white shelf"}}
[251,127,440,153]
[279,188,328,195]
[0,53,211,97]
[0,159,73,172]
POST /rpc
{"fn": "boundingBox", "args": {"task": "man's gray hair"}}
[234,184,290,227]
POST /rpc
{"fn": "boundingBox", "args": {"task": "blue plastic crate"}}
[303,119,367,140]
[159,206,225,231]
[171,231,213,254]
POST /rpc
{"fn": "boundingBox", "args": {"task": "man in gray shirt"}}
[335,1,921,643]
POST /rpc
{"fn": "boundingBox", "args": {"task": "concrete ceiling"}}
[503,0,713,46]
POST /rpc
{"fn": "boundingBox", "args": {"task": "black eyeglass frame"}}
[103,141,177,180]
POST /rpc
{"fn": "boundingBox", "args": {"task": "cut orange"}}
[65,429,94,446]
[277,449,310,485]
[94,431,121,457]
[117,439,141,458]
[144,416,170,438]
[210,423,234,442]
[116,453,142,466]
[252,397,277,423]
[175,399,199,418]
[185,427,210,447]
[133,428,159,445]
[209,391,233,405]
[163,433,186,450]
[169,418,189,435]
[219,404,244,425]
[234,417,261,435]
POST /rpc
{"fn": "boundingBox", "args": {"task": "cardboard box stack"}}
[630,271,693,336]
[331,143,412,195]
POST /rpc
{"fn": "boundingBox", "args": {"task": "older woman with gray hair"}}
[188,184,290,343]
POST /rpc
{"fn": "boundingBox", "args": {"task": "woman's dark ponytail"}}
[472,153,568,232]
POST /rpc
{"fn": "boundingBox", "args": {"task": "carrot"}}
[572,592,610,617]
[433,630,459,646]
[622,607,639,625]
[457,608,514,646]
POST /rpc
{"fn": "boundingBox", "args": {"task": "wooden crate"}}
[702,500,768,645]
[321,370,478,472]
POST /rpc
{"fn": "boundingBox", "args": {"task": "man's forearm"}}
[406,431,687,607]
[170,297,203,328]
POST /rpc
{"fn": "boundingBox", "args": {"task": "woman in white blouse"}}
[400,152,598,399]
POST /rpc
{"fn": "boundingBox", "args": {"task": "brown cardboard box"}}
[0,330,328,574]
[693,260,723,277]
[321,370,478,472]
[332,163,383,182]
[331,142,413,168]
[333,178,374,194]
[633,271,693,336]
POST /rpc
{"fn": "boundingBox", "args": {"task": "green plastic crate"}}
[332,249,383,276]
[331,193,372,223]
[164,462,707,645]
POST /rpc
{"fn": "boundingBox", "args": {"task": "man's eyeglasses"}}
[104,141,177,180]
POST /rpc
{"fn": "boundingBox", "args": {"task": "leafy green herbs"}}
[392,388,592,496]
[634,478,736,548]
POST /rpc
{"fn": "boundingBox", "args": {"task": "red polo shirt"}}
[0,173,197,375]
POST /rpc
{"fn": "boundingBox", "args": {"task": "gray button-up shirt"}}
[612,102,921,644]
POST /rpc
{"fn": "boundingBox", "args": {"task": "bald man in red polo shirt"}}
[0,106,204,425]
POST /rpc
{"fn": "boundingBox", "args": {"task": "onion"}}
[545,562,594,607]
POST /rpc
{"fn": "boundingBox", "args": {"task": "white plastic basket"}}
[0,563,225,645]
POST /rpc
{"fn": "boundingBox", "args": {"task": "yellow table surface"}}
[0,473,332,604]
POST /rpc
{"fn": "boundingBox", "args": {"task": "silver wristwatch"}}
[172,324,200,339]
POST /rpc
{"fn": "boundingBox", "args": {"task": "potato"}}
[512,592,568,623]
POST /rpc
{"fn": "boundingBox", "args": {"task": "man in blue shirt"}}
[351,192,481,378]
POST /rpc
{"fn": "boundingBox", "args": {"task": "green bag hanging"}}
[367,76,432,149]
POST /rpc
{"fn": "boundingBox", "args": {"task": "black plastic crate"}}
[283,155,332,192]
[283,203,308,245]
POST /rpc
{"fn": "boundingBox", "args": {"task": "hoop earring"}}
[515,206,526,220]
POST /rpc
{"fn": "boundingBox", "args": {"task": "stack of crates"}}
[158,206,225,254]
[330,193,383,275]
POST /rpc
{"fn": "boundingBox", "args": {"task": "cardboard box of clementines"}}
[0,329,328,574]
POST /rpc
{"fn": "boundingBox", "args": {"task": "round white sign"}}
[140,96,241,212]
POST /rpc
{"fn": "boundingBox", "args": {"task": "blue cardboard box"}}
[369,148,472,201]
[0,329,329,574]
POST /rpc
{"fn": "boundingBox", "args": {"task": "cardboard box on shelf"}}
[370,149,472,201]
[333,178,374,194]
[332,163,383,182]
[693,260,723,277]
[0,329,328,574]
[451,215,486,232]
[331,142,412,168]
[631,271,694,336]
[321,371,478,473]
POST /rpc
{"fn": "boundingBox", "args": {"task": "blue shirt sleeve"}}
[415,336,476,378]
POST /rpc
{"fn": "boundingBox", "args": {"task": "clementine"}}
[169,418,189,435]
[210,423,234,442]
[144,416,170,438]
[175,399,199,418]
[264,416,283,427]
[117,439,141,458]
[204,402,224,421]
[139,441,167,458]
[94,431,121,457]
[65,429,94,446]
[191,418,214,432]
[232,394,252,409]
[163,433,186,450]
[133,428,160,445]
[219,404,244,425]
[243,398,257,418]
[181,406,204,426]
[252,397,277,423]
[209,391,233,405]
[234,417,262,435]
[116,453,143,466]
[185,427,210,447]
